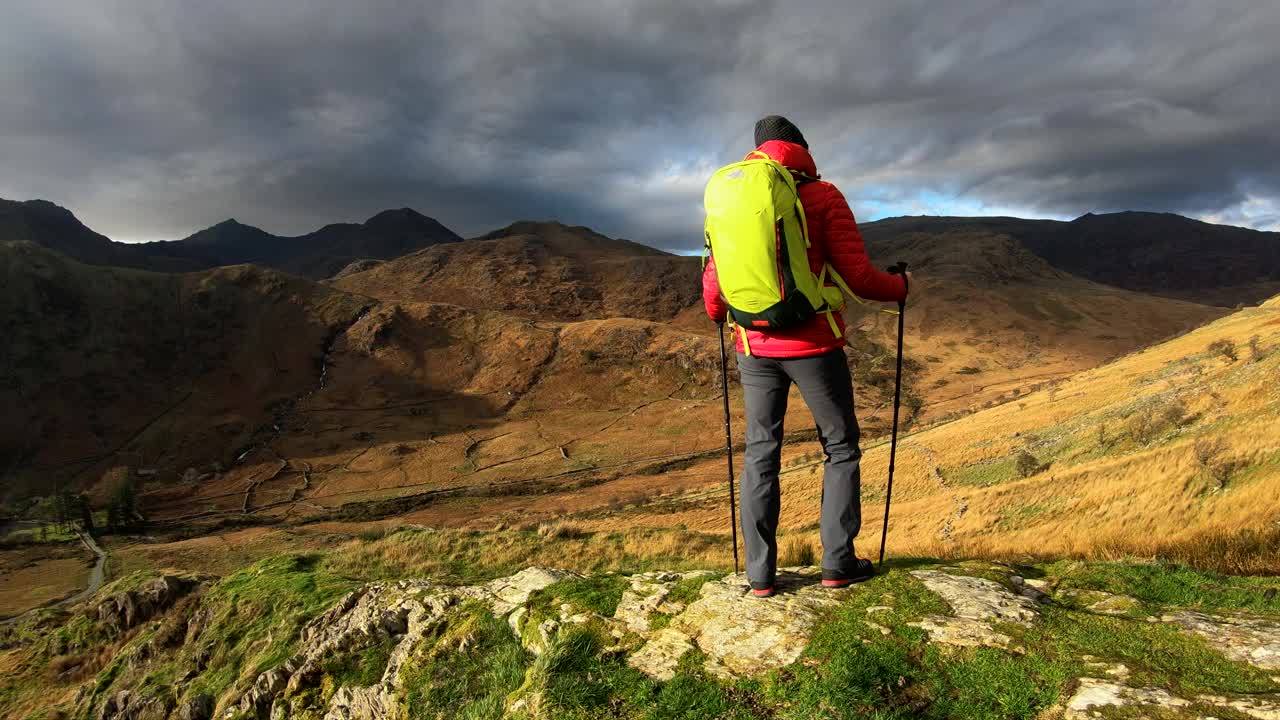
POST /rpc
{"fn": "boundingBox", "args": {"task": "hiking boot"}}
[821,559,875,588]
[750,580,776,598]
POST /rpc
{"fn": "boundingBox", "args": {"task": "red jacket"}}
[702,140,907,358]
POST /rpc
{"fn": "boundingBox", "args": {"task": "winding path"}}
[64,530,107,606]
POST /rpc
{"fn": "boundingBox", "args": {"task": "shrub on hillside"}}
[903,390,925,424]
[957,366,982,375]
[1160,400,1189,428]
[1208,339,1238,362]
[1095,422,1109,448]
[1014,450,1044,478]
[1248,335,1266,362]
[1193,437,1237,490]
[1127,407,1158,444]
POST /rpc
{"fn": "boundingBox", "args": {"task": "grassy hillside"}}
[93,296,1278,594]
[612,293,1280,574]
[846,227,1227,419]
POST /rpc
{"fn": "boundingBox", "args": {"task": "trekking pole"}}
[717,322,741,575]
[879,262,909,568]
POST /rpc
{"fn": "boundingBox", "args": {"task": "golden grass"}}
[320,525,734,583]
[927,524,1280,576]
[789,301,1280,572]
[599,299,1280,574]
[779,534,818,567]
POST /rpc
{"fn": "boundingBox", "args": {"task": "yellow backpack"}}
[703,152,857,353]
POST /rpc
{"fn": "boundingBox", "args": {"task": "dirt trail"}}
[65,530,107,605]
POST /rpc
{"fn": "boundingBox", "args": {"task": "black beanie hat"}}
[754,115,808,149]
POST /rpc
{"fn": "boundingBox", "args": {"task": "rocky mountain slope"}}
[330,221,701,322]
[862,211,1280,306]
[3,553,1278,719]
[0,198,462,279]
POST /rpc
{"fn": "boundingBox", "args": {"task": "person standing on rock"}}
[702,115,912,598]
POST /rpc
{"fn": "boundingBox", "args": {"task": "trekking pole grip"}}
[887,261,909,307]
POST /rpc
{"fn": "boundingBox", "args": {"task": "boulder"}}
[466,566,580,615]
[908,615,1017,650]
[1064,678,1280,720]
[322,686,396,720]
[910,571,1039,624]
[225,567,575,717]
[95,690,171,720]
[175,694,214,720]
[1086,593,1142,616]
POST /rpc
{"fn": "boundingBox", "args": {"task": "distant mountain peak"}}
[361,207,456,237]
[365,207,429,223]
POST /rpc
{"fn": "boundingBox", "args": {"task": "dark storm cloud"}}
[2,0,1279,249]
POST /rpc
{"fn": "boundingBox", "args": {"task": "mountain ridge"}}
[0,198,463,279]
[861,211,1280,306]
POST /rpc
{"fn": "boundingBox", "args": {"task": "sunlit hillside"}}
[589,295,1280,573]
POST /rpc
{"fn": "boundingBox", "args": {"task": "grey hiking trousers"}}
[737,348,862,586]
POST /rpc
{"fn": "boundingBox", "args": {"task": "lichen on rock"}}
[1163,610,1280,670]
[626,567,849,680]
[907,569,1039,650]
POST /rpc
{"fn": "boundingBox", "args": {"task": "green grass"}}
[1026,611,1275,696]
[402,604,528,719]
[325,634,397,688]
[535,626,752,720]
[181,554,358,704]
[666,574,714,605]
[950,455,1018,487]
[1044,560,1280,614]
[529,574,631,617]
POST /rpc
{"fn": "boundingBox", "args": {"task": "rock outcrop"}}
[1163,610,1280,670]
[907,569,1040,650]
[1063,671,1280,720]
[57,562,1280,720]
[628,568,844,680]
[96,690,172,720]
[229,568,578,719]
[95,575,201,635]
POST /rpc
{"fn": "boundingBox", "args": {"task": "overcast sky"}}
[2,1,1278,250]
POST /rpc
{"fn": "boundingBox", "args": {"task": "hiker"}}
[702,115,912,598]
